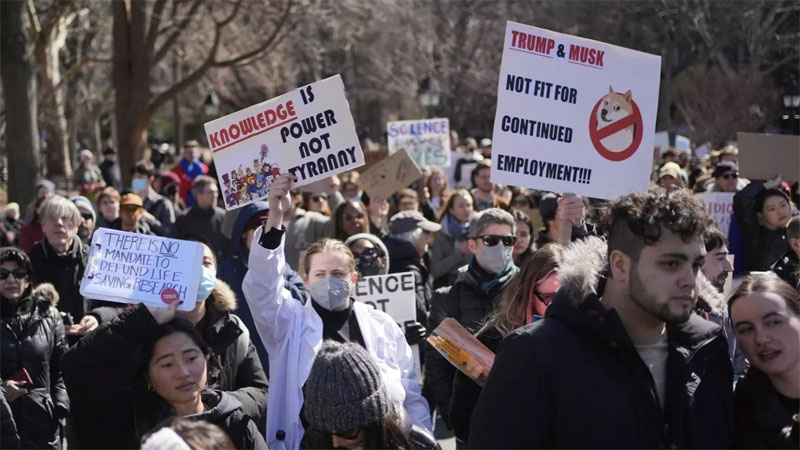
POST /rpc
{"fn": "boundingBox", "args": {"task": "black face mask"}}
[354,247,383,277]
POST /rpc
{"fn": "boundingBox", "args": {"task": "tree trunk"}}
[112,0,150,188]
[1,0,41,208]
[36,37,72,179]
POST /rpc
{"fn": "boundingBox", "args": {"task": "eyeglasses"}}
[311,195,327,202]
[0,268,27,281]
[720,173,738,180]
[475,235,517,247]
[343,212,366,221]
[331,428,360,440]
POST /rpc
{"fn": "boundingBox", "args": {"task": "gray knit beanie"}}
[302,341,390,431]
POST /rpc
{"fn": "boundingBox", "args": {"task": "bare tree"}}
[1,0,41,208]
[112,0,294,186]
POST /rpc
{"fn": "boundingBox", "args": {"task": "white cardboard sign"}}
[698,192,735,238]
[204,75,364,210]
[354,272,417,326]
[491,21,661,200]
[80,229,204,311]
[387,118,451,168]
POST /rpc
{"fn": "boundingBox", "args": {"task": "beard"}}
[710,272,728,292]
[629,264,694,324]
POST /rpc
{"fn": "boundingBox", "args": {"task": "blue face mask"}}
[132,178,148,192]
[196,266,217,301]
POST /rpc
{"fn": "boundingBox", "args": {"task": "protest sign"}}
[698,192,734,237]
[80,229,203,311]
[737,132,800,184]
[490,21,661,200]
[654,131,669,152]
[359,149,423,199]
[354,272,416,327]
[675,135,691,151]
[204,75,364,210]
[387,118,451,168]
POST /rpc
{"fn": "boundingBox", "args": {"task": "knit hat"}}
[70,196,96,222]
[302,341,390,432]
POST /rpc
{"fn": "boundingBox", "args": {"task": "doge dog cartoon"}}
[595,86,635,152]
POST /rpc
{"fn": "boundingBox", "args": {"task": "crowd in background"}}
[0,129,798,449]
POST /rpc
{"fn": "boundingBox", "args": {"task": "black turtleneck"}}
[311,300,365,347]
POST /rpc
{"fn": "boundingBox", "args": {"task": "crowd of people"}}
[0,131,798,449]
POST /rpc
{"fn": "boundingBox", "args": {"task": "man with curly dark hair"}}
[469,188,734,449]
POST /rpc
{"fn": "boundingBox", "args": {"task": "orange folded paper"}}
[426,318,495,386]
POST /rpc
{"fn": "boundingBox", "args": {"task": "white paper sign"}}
[490,21,661,200]
[204,75,364,210]
[387,118,451,168]
[80,229,204,311]
[698,192,735,237]
[354,272,417,326]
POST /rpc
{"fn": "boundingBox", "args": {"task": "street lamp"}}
[203,90,220,117]
[418,74,441,118]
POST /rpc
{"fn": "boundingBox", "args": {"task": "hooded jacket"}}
[28,237,88,321]
[62,281,268,449]
[733,367,799,449]
[184,390,267,450]
[218,201,310,370]
[0,284,69,450]
[469,237,734,449]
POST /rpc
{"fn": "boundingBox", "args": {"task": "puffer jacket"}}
[184,390,267,450]
[424,265,515,427]
[0,284,69,450]
[469,237,734,449]
[734,367,799,449]
[28,237,88,322]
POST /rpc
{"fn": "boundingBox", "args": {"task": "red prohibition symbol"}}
[588,96,644,162]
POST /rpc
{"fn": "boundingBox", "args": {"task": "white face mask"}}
[196,266,217,301]
[310,277,351,311]
[480,244,513,274]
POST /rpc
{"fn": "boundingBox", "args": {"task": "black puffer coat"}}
[469,237,734,449]
[28,237,88,321]
[734,367,799,449]
[0,284,69,449]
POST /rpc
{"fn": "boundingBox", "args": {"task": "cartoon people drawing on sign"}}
[260,144,270,165]
[589,85,644,162]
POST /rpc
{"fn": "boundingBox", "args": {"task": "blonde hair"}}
[97,186,121,205]
[303,238,356,275]
[39,196,82,229]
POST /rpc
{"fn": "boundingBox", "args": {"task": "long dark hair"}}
[728,272,800,317]
[334,201,370,241]
[134,318,211,438]
[302,412,412,449]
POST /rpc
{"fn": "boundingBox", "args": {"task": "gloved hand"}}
[404,321,427,346]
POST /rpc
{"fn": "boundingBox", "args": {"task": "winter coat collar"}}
[40,236,83,260]
[186,390,242,423]
[552,236,723,351]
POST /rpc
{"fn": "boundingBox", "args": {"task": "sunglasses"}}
[343,212,366,221]
[0,268,27,281]
[311,195,327,202]
[81,213,93,221]
[331,428,360,440]
[535,290,555,306]
[720,173,738,180]
[475,234,517,247]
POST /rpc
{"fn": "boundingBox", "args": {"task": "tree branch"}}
[151,0,203,66]
[213,0,293,67]
[146,0,167,55]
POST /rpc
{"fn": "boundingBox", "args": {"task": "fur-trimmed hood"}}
[557,236,608,304]
[556,236,727,316]
[209,280,236,312]
[31,282,60,308]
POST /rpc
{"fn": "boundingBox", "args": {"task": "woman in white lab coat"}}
[243,174,431,449]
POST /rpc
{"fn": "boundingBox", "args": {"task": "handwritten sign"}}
[698,192,734,237]
[359,149,423,199]
[80,229,203,311]
[490,21,661,200]
[387,118,451,168]
[354,273,416,327]
[204,75,364,210]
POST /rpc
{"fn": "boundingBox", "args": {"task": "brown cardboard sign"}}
[360,149,423,199]
[737,132,800,183]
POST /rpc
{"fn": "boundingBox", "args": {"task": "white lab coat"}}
[242,226,432,449]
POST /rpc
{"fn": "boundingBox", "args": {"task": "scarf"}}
[445,214,469,240]
[467,257,517,299]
